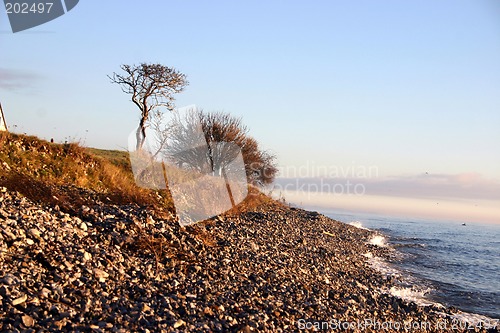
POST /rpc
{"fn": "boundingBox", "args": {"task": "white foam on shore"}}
[361,226,499,326]
[389,286,442,307]
[349,221,370,230]
[366,255,400,279]
[368,258,499,328]
[363,251,373,259]
[368,234,387,247]
[365,253,443,309]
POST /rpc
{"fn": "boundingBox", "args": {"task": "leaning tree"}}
[109,63,188,150]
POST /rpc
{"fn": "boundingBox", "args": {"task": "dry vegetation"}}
[0,131,275,218]
[0,131,171,215]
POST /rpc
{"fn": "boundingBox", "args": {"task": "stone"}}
[173,319,186,328]
[40,287,51,298]
[93,268,109,282]
[28,228,41,239]
[79,222,88,232]
[83,251,92,261]
[22,314,35,327]
[12,294,27,305]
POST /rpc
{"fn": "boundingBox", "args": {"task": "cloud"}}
[367,173,500,200]
[0,68,41,92]
[274,172,500,201]
[282,190,500,224]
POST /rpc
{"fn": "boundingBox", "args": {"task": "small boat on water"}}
[462,223,466,226]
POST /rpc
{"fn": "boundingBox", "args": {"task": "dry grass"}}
[227,185,283,214]
[0,131,275,219]
[0,132,170,213]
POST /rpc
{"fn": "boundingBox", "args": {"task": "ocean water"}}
[324,212,500,321]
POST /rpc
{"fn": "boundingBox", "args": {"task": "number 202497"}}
[5,2,54,14]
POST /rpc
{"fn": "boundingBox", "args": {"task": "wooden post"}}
[0,102,7,132]
[222,167,236,208]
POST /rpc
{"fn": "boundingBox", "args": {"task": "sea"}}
[323,211,500,323]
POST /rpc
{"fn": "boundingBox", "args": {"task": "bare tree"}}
[109,63,188,150]
[162,109,212,174]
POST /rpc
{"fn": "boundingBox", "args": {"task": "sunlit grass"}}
[0,131,271,218]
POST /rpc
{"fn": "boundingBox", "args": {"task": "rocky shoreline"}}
[0,187,497,332]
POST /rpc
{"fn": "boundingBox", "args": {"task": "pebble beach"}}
[0,187,497,332]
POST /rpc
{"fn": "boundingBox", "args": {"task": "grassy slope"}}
[0,131,171,214]
[86,147,131,170]
[0,131,273,217]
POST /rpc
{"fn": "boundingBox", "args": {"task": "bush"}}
[198,111,278,185]
[163,110,278,186]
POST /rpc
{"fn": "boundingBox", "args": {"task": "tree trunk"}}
[135,126,143,151]
[136,114,148,150]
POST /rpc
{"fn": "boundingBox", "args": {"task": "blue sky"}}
[1,1,499,222]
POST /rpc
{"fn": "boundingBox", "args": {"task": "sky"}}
[1,0,499,223]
